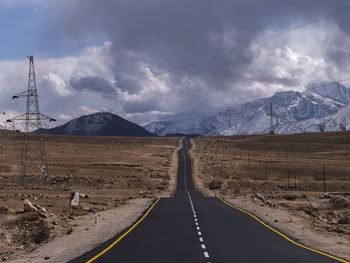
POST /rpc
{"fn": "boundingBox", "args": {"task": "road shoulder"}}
[190,139,350,262]
[8,198,152,263]
[223,196,350,262]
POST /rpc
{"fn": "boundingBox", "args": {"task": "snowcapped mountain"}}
[144,118,219,136]
[41,112,155,137]
[143,121,173,134]
[144,82,350,136]
[277,104,350,134]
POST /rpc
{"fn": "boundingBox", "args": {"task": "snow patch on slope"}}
[144,82,350,136]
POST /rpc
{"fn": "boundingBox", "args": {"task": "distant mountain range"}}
[40,112,154,137]
[144,81,350,136]
[32,81,350,137]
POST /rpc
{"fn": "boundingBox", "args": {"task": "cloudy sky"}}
[0,0,350,127]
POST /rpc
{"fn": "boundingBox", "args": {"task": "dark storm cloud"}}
[70,76,117,99]
[42,0,350,119]
[122,99,160,114]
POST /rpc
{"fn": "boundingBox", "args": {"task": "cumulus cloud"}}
[2,0,350,125]
[43,72,71,97]
[0,42,117,127]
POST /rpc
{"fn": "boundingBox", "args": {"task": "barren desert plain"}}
[191,132,350,260]
[0,131,349,261]
[0,131,180,262]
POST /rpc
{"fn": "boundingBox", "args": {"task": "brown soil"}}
[8,198,152,263]
[191,132,350,261]
[193,132,350,193]
[0,131,180,261]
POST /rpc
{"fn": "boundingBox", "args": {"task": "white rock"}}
[23,199,38,212]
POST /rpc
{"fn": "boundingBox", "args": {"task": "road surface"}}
[71,138,344,263]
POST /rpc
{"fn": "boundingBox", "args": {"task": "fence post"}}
[323,163,326,193]
[248,152,251,168]
[287,155,290,191]
[294,154,297,191]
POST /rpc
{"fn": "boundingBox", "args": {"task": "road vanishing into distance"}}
[71,138,345,263]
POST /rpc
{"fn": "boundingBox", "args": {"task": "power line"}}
[40,72,350,128]
[113,5,350,88]
[338,77,350,83]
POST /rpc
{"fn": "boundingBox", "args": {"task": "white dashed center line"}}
[187,191,212,263]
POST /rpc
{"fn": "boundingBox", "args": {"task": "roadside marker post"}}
[69,192,80,216]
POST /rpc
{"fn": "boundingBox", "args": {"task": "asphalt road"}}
[71,138,343,263]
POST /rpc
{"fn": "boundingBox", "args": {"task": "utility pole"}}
[248,152,251,168]
[323,163,326,193]
[7,56,56,186]
[287,154,290,190]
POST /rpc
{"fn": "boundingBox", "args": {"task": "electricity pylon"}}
[7,56,56,186]
[0,111,5,154]
[269,103,275,135]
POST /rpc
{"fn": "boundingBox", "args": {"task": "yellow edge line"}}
[171,156,179,197]
[171,173,178,197]
[218,197,349,263]
[191,162,197,191]
[86,198,161,263]
[190,140,197,192]
[171,138,183,197]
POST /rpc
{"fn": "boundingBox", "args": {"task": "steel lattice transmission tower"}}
[269,103,275,135]
[7,56,56,186]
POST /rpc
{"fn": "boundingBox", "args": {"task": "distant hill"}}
[163,133,200,138]
[40,112,155,137]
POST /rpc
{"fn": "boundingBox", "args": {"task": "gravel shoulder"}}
[224,196,350,261]
[8,198,152,263]
[191,138,350,262]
